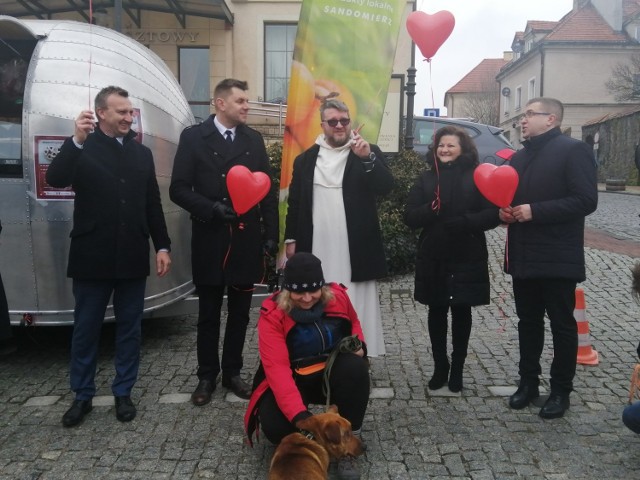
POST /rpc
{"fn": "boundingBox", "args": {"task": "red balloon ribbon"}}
[406,10,456,60]
[473,164,519,208]
[227,165,271,215]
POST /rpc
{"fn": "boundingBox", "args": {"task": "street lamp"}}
[404,0,417,150]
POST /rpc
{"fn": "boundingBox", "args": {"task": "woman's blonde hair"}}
[277,285,335,314]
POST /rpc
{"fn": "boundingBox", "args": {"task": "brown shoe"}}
[221,374,252,399]
[191,379,215,406]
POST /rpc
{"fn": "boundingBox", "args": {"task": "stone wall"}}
[582,108,640,185]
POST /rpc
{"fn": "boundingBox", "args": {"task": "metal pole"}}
[404,0,417,150]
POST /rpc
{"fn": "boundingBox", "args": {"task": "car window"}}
[414,119,479,147]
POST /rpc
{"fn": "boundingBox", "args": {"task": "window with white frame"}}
[515,86,522,110]
[179,47,210,122]
[265,24,297,103]
[528,78,536,99]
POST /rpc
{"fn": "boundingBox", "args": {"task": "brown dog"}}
[268,405,363,480]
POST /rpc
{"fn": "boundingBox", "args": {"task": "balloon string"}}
[222,223,270,293]
[426,60,441,213]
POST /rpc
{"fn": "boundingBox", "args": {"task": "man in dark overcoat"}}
[500,97,597,419]
[170,79,278,403]
[46,86,172,427]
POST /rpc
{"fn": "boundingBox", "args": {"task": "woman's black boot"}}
[428,360,450,390]
[448,360,464,392]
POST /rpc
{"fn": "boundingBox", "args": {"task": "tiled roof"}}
[446,58,508,94]
[624,0,640,21]
[525,20,558,33]
[545,3,628,42]
[583,106,640,126]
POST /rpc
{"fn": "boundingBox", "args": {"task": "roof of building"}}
[583,106,640,126]
[0,0,233,26]
[446,58,508,94]
[544,3,628,43]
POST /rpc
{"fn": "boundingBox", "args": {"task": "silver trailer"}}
[0,16,197,325]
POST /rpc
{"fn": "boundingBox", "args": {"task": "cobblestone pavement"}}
[1,191,640,479]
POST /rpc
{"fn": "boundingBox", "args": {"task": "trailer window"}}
[0,119,21,178]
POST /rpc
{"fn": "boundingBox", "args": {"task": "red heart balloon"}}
[406,10,455,60]
[227,165,271,215]
[473,164,519,208]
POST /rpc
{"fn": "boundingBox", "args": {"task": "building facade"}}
[0,0,414,142]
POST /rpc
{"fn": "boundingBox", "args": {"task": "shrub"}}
[266,142,424,276]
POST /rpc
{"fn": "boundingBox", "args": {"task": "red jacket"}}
[244,283,365,445]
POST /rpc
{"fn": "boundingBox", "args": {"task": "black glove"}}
[211,201,238,224]
[443,216,469,234]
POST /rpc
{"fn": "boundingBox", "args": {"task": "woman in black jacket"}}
[403,126,500,392]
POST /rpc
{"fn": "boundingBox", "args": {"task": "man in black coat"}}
[46,86,172,427]
[170,79,278,404]
[500,97,597,419]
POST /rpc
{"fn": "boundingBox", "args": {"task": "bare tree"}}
[457,76,500,125]
[606,54,640,101]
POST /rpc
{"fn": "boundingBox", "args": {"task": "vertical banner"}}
[278,0,404,247]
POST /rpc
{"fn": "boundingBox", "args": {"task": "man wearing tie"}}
[170,79,279,403]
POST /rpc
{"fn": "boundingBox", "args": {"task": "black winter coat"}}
[284,144,393,282]
[45,128,171,280]
[403,156,500,306]
[169,116,278,286]
[505,127,598,281]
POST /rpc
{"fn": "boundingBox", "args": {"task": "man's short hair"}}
[320,99,349,120]
[527,97,564,124]
[214,79,249,100]
[95,86,128,111]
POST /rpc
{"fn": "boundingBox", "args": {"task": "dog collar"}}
[299,428,315,440]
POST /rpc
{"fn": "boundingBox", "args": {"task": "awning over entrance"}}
[0,0,233,28]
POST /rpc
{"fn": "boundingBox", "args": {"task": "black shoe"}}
[62,399,93,427]
[191,379,215,406]
[539,393,570,419]
[222,374,252,399]
[114,396,136,422]
[509,383,540,409]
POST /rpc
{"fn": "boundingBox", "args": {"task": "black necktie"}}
[225,130,233,144]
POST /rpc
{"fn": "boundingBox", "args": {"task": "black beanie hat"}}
[283,252,325,292]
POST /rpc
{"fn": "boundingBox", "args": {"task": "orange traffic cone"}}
[575,288,599,365]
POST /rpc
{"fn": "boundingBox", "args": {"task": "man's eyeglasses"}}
[522,110,551,118]
[322,118,351,127]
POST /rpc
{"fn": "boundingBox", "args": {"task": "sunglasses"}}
[322,118,351,127]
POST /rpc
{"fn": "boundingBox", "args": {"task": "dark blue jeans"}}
[70,278,146,400]
[513,278,578,394]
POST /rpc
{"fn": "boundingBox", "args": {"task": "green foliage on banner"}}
[267,141,425,276]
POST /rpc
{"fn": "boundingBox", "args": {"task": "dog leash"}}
[323,335,363,411]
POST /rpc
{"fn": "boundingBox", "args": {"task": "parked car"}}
[412,116,515,165]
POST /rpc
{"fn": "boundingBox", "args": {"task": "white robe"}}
[310,135,386,356]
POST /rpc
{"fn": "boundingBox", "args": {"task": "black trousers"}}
[258,353,370,444]
[513,278,578,394]
[195,285,253,381]
[427,304,472,366]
